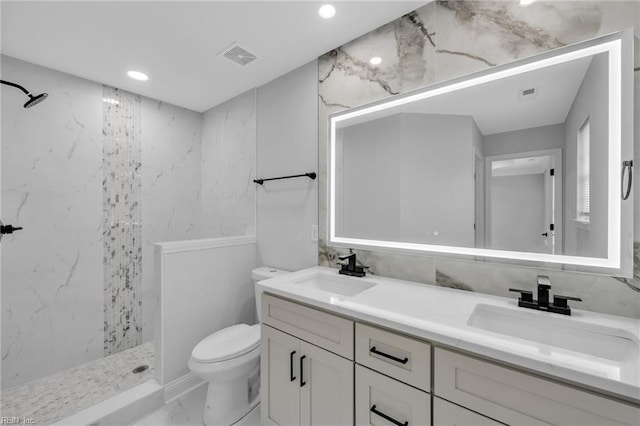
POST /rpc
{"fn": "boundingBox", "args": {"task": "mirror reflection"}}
[334,50,610,258]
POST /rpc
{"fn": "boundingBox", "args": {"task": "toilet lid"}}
[192,324,260,363]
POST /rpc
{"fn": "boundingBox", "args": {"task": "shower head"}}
[24,93,48,108]
[0,79,48,108]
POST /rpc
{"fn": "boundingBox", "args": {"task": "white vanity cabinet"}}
[434,348,640,426]
[261,294,354,426]
[433,398,504,426]
[354,323,431,426]
[260,293,640,426]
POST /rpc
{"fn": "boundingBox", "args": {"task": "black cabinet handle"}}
[289,351,296,382]
[370,346,408,364]
[300,355,306,387]
[370,405,408,426]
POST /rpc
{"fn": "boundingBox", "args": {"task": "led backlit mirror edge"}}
[328,30,633,275]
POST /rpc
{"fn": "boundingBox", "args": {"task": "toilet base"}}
[202,363,260,426]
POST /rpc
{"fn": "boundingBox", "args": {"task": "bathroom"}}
[1,0,639,425]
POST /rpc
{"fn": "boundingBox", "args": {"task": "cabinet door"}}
[435,348,640,426]
[261,325,301,426]
[433,397,504,426]
[300,341,354,426]
[355,364,430,426]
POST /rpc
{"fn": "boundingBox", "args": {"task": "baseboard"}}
[164,372,206,403]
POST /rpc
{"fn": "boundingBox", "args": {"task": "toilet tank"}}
[252,267,290,323]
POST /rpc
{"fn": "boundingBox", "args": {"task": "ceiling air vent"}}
[519,87,537,101]
[220,42,258,66]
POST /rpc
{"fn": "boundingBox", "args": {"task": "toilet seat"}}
[192,324,260,363]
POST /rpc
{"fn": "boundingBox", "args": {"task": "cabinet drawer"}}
[262,293,354,359]
[433,397,504,426]
[356,322,431,392]
[356,364,430,426]
[434,348,640,426]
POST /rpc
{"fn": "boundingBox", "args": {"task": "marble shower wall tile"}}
[201,89,256,237]
[102,86,143,355]
[1,56,104,387]
[1,56,207,387]
[317,1,640,319]
[140,98,203,343]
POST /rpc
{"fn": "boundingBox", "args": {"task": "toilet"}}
[188,266,289,426]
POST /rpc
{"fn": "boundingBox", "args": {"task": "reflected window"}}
[576,117,590,223]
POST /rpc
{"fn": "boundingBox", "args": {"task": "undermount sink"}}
[467,304,639,362]
[291,272,376,297]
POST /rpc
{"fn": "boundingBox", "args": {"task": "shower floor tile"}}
[1,341,154,425]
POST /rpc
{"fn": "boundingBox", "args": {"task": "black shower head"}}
[23,93,48,109]
[1,79,48,109]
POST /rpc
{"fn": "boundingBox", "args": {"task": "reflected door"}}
[486,150,562,255]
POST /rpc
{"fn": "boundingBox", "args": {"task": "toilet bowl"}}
[188,267,289,426]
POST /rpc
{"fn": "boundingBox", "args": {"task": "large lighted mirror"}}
[329,30,634,276]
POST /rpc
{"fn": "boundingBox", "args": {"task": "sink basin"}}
[467,304,639,362]
[291,272,376,297]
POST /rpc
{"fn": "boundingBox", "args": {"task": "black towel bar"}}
[254,172,316,185]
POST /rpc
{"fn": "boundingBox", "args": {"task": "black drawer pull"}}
[370,346,409,364]
[290,351,296,382]
[300,355,307,387]
[370,404,408,426]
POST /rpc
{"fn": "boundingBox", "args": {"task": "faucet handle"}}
[536,275,551,289]
[553,295,582,309]
[338,253,356,261]
[508,288,534,303]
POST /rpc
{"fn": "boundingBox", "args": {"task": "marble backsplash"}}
[318,0,640,319]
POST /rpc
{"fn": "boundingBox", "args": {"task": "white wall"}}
[341,113,476,247]
[154,237,256,385]
[483,123,565,157]
[256,60,318,272]
[490,173,546,253]
[564,53,608,258]
[201,90,256,238]
[341,115,402,241]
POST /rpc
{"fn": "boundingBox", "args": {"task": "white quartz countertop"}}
[257,266,640,404]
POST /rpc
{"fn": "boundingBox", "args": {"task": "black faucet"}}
[337,251,367,277]
[509,275,582,316]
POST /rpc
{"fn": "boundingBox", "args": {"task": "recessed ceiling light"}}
[519,0,537,5]
[369,57,382,65]
[127,70,149,81]
[318,4,336,19]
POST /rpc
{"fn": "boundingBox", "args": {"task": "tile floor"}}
[1,341,154,425]
[132,384,207,426]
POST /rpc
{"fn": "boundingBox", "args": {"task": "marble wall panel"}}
[201,89,256,237]
[1,56,104,387]
[140,98,203,343]
[1,56,206,386]
[318,1,640,319]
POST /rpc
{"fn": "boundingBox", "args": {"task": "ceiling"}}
[339,53,594,136]
[1,1,426,112]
